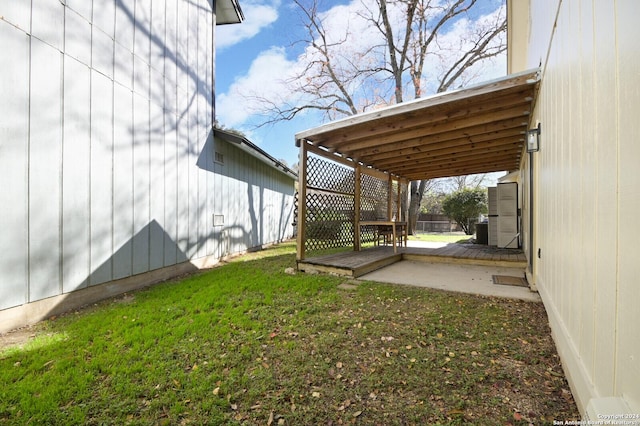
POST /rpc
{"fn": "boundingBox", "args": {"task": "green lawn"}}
[1,242,578,425]
[408,232,471,244]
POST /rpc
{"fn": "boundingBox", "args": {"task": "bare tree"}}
[249,0,506,233]
[363,0,504,233]
[445,173,488,192]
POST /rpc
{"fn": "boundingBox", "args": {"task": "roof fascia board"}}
[214,128,297,179]
[294,68,540,141]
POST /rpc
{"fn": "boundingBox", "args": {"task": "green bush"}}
[442,188,488,235]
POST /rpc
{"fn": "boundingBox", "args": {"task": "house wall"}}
[510,0,640,415]
[0,1,293,333]
[210,136,296,259]
[506,0,531,74]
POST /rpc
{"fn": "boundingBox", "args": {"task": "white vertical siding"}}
[0,1,31,31]
[615,0,640,411]
[518,0,640,414]
[31,0,64,51]
[132,93,151,275]
[149,102,166,271]
[591,0,618,398]
[113,83,134,280]
[0,22,29,310]
[0,1,292,329]
[29,38,63,301]
[90,70,114,286]
[211,137,296,256]
[62,58,91,293]
[65,8,92,66]
[67,0,91,22]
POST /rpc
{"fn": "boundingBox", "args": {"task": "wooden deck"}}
[297,243,527,278]
[297,247,402,277]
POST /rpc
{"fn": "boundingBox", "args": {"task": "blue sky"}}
[215,0,506,168]
[215,0,324,167]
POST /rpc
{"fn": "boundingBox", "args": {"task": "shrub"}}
[442,188,488,235]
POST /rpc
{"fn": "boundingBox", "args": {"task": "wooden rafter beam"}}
[396,152,521,176]
[369,136,524,168]
[324,88,534,149]
[345,116,528,160]
[324,105,530,154]
[357,129,525,163]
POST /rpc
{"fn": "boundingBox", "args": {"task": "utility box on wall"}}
[487,183,519,249]
[488,187,498,246]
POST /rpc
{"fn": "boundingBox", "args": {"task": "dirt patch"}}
[0,326,38,352]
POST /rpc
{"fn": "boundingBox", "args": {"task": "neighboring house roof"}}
[217,0,244,25]
[213,128,298,180]
[295,68,540,181]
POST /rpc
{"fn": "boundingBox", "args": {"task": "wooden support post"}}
[354,164,361,251]
[296,141,308,261]
[399,178,407,247]
[387,175,393,220]
[396,178,402,221]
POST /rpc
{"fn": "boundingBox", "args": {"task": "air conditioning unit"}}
[584,397,633,423]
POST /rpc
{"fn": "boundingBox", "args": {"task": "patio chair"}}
[376,225,394,246]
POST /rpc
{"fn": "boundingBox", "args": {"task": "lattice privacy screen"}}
[302,153,408,254]
[307,156,355,194]
[359,173,389,243]
[305,191,355,252]
[304,155,355,253]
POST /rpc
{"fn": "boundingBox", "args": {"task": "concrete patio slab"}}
[359,260,541,302]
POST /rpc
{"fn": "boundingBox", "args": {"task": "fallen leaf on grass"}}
[338,399,352,411]
[353,410,363,418]
[312,391,321,398]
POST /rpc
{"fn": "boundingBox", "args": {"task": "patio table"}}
[359,221,407,253]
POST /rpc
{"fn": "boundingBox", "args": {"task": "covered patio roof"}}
[295,68,540,181]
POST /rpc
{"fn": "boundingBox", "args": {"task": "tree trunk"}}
[407,180,427,235]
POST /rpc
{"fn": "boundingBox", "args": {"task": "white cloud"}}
[216,1,279,50]
[217,0,507,129]
[216,46,299,127]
